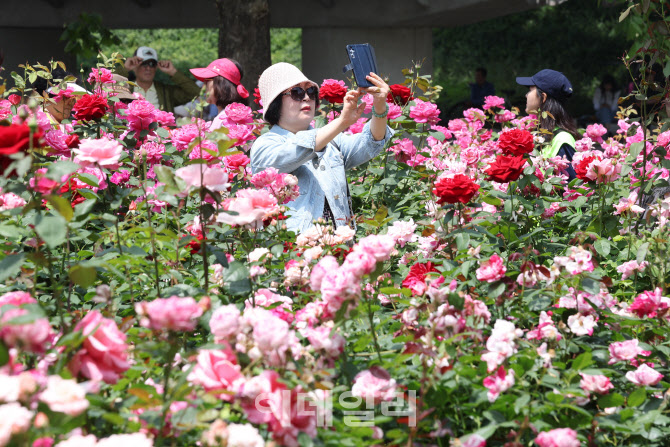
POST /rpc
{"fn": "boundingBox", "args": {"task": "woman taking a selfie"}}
[250,62,393,233]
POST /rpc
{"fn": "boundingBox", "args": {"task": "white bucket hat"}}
[258,62,318,119]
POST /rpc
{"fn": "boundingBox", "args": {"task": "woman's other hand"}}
[339,89,366,127]
[362,72,391,116]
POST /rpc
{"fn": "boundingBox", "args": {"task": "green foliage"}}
[433,0,631,118]
[60,13,121,60]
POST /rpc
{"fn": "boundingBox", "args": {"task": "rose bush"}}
[0,38,669,447]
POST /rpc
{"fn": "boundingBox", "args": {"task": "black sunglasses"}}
[282,86,318,101]
[141,60,157,68]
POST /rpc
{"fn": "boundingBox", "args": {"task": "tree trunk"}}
[215,0,271,107]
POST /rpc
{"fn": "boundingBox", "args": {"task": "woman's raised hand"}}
[339,89,366,127]
[362,72,391,115]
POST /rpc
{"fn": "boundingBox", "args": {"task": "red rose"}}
[574,155,598,181]
[253,87,262,106]
[7,94,21,106]
[72,94,108,121]
[0,124,44,174]
[319,79,347,104]
[387,84,413,105]
[433,174,480,204]
[402,261,441,295]
[65,134,80,148]
[498,129,534,156]
[485,154,528,183]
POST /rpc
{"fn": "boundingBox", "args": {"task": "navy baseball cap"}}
[516,69,573,101]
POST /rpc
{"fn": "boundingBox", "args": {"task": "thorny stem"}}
[366,294,383,364]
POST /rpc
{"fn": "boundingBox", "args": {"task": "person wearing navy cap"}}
[516,69,578,180]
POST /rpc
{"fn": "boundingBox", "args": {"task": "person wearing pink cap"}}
[250,62,393,234]
[189,58,249,130]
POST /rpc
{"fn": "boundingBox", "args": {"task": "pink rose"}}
[227,124,255,146]
[310,256,340,291]
[154,110,176,127]
[0,291,53,353]
[55,435,98,447]
[534,428,579,447]
[483,366,515,402]
[351,366,397,404]
[187,349,245,401]
[0,403,33,445]
[353,234,395,262]
[209,304,241,340]
[628,288,670,318]
[462,434,487,447]
[409,99,440,124]
[579,373,613,395]
[87,67,114,84]
[95,433,153,447]
[189,140,220,162]
[39,376,89,416]
[139,141,165,165]
[136,296,204,332]
[341,250,378,277]
[222,103,254,125]
[386,219,418,247]
[175,164,230,193]
[387,102,403,120]
[617,260,649,281]
[585,123,607,143]
[476,254,506,282]
[625,364,663,386]
[483,95,505,110]
[0,192,27,211]
[72,138,124,169]
[171,123,208,151]
[345,117,367,135]
[125,99,157,131]
[246,289,293,323]
[608,339,651,365]
[69,310,130,384]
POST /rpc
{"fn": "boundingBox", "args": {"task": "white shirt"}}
[137,83,160,109]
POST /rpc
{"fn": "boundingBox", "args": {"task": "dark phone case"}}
[343,44,378,88]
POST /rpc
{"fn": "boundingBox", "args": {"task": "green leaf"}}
[636,242,650,264]
[45,194,74,222]
[571,352,593,370]
[581,277,600,295]
[34,215,67,248]
[598,392,625,408]
[223,261,252,296]
[514,393,531,415]
[75,172,100,188]
[628,387,646,407]
[0,343,8,367]
[69,264,97,288]
[594,239,610,257]
[488,281,506,299]
[528,295,552,311]
[0,254,25,282]
[628,142,644,161]
[47,160,80,181]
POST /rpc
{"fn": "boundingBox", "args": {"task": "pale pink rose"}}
[250,167,280,188]
[187,349,244,401]
[616,260,649,280]
[96,433,153,447]
[476,254,507,282]
[0,192,27,211]
[534,428,579,447]
[246,289,293,322]
[483,95,505,110]
[353,234,395,262]
[209,304,241,340]
[236,188,280,215]
[217,199,266,228]
[136,296,204,332]
[0,292,53,353]
[248,248,271,263]
[0,402,33,446]
[482,320,523,371]
[580,373,613,395]
[585,157,622,183]
[409,99,440,124]
[175,164,230,193]
[386,218,418,247]
[526,311,561,341]
[608,339,651,365]
[320,268,361,315]
[553,246,594,276]
[226,423,265,447]
[73,138,124,169]
[483,366,515,402]
[614,191,645,215]
[252,311,290,353]
[341,250,378,277]
[56,435,98,447]
[310,256,340,291]
[567,313,597,336]
[626,363,663,386]
[69,310,130,384]
[39,376,89,416]
[302,324,345,357]
[352,366,397,404]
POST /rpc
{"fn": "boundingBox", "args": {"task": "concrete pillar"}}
[301,27,432,86]
[0,27,76,86]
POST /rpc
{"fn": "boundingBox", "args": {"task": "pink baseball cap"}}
[190,58,249,98]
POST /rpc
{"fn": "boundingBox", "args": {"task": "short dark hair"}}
[263,87,320,126]
[476,67,487,77]
[32,67,77,96]
[211,59,248,108]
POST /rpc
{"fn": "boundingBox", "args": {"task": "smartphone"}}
[343,44,378,88]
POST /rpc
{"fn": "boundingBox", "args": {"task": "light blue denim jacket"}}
[250,122,394,233]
